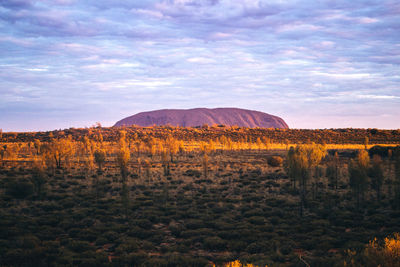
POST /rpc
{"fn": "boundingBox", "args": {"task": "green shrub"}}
[67,240,92,253]
[204,236,227,251]
[6,178,34,199]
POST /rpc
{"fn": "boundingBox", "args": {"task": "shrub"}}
[369,145,391,158]
[267,156,283,167]
[67,240,92,253]
[6,178,34,199]
[204,236,227,251]
[363,233,400,267]
[247,216,265,225]
[184,169,202,178]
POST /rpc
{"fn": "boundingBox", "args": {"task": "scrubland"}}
[0,126,400,266]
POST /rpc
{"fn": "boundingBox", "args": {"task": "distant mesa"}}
[114,108,289,129]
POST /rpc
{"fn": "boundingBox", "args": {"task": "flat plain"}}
[1,126,400,266]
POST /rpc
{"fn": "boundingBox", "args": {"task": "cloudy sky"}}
[0,0,399,131]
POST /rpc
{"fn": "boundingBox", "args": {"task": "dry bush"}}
[267,156,283,167]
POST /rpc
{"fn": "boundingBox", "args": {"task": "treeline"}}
[2,127,400,266]
[0,130,275,169]
[1,126,400,144]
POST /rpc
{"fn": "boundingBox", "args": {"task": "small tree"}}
[388,149,393,176]
[161,149,170,176]
[117,131,131,219]
[286,146,302,190]
[117,144,130,182]
[349,150,370,208]
[34,139,41,155]
[167,136,179,162]
[326,152,340,191]
[369,154,384,201]
[144,159,151,184]
[256,137,262,153]
[395,156,400,209]
[45,136,75,169]
[115,130,131,182]
[94,149,106,173]
[285,144,325,216]
[30,157,47,198]
[263,136,271,151]
[0,145,5,168]
[137,157,142,178]
[364,136,369,150]
[203,153,209,179]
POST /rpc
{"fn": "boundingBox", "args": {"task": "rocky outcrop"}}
[114,108,289,129]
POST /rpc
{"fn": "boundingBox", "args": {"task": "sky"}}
[0,0,399,132]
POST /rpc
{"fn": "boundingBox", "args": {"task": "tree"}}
[286,146,303,190]
[94,149,106,173]
[388,149,393,175]
[364,136,369,150]
[203,153,209,179]
[30,157,47,198]
[146,137,156,158]
[137,157,142,178]
[135,140,143,157]
[285,144,325,216]
[395,156,400,209]
[34,139,41,155]
[117,130,131,219]
[369,154,384,201]
[256,137,262,152]
[349,150,370,208]
[161,149,170,176]
[144,159,151,184]
[0,145,5,167]
[45,136,75,169]
[263,136,271,151]
[326,152,340,191]
[117,141,130,182]
[166,136,179,162]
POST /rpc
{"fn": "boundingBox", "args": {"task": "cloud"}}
[186,57,215,64]
[0,0,399,131]
[357,94,400,100]
[0,0,34,9]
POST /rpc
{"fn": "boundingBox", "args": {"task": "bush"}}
[6,178,34,199]
[67,240,92,253]
[268,156,283,167]
[369,145,390,158]
[204,236,227,251]
[247,216,265,225]
[184,169,202,178]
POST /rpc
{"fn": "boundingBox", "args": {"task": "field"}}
[1,126,400,266]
